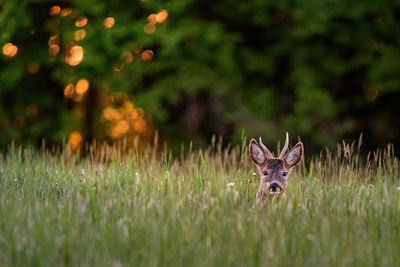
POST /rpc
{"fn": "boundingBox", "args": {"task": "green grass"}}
[0,139,399,266]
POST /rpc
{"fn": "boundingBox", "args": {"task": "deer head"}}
[249,132,303,203]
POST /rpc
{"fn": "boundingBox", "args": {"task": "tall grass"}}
[0,138,399,266]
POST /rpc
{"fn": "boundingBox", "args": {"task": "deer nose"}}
[269,182,282,192]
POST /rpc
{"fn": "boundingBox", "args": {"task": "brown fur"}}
[249,134,303,203]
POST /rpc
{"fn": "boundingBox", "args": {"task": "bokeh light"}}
[141,50,154,61]
[156,10,168,23]
[144,23,156,34]
[99,93,152,141]
[74,29,87,41]
[64,84,75,98]
[104,17,115,28]
[49,45,60,56]
[75,79,89,94]
[75,16,88,27]
[68,131,83,151]
[2,43,18,58]
[147,14,157,25]
[49,6,61,16]
[65,45,84,66]
[48,34,60,56]
[122,51,134,63]
[60,8,72,18]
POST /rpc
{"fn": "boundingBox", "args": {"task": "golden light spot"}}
[141,50,154,61]
[133,119,147,134]
[26,104,39,116]
[60,8,72,17]
[74,29,86,41]
[110,120,130,138]
[66,45,84,66]
[147,14,157,24]
[144,23,156,34]
[103,17,115,28]
[75,78,89,94]
[102,107,123,121]
[75,16,88,27]
[64,84,75,98]
[123,101,134,112]
[2,43,18,58]
[14,116,25,128]
[27,63,39,74]
[68,131,83,151]
[49,45,60,56]
[49,6,61,16]
[122,51,134,63]
[156,10,168,23]
[129,110,139,120]
[48,34,59,46]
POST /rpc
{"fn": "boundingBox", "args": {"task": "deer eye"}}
[282,172,288,177]
[262,171,268,176]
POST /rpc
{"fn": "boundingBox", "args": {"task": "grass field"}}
[0,138,399,266]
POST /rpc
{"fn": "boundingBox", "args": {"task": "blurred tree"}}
[0,0,399,153]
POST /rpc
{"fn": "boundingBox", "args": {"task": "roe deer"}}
[249,133,303,203]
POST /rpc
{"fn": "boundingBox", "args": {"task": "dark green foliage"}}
[1,0,399,151]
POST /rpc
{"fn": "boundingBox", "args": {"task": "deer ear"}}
[249,139,266,165]
[284,142,303,168]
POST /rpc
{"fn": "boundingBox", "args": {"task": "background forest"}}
[1,0,400,153]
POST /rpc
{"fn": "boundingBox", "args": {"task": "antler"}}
[279,132,289,158]
[259,137,273,158]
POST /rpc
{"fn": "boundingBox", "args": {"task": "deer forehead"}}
[260,158,289,172]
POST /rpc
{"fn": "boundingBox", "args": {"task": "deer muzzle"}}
[269,182,283,194]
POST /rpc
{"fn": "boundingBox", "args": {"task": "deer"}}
[249,132,303,203]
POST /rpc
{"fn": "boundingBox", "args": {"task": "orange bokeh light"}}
[69,131,83,151]
[144,23,156,34]
[110,120,130,138]
[147,14,157,25]
[64,84,75,98]
[141,50,154,61]
[156,10,168,23]
[122,51,134,63]
[74,29,86,41]
[60,8,72,17]
[75,16,88,27]
[99,93,152,141]
[49,6,61,16]
[2,43,18,58]
[104,17,115,28]
[133,119,147,134]
[75,79,89,94]
[102,106,123,121]
[66,45,84,66]
[48,34,59,46]
[49,45,60,56]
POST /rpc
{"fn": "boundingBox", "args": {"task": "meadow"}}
[0,138,399,267]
